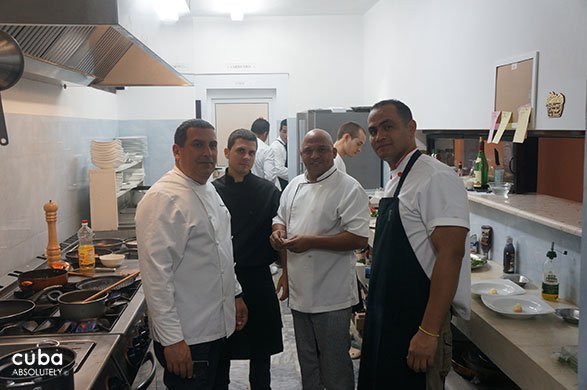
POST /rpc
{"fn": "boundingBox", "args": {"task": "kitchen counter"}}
[467,192,582,237]
[453,261,578,390]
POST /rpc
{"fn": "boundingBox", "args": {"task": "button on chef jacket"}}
[384,149,471,319]
[137,166,242,347]
[274,165,370,313]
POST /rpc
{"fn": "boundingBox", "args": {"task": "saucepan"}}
[0,30,25,146]
[0,299,35,325]
[56,289,110,321]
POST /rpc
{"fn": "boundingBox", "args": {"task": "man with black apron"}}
[358,100,471,389]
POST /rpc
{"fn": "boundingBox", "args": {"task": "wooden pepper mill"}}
[43,200,61,267]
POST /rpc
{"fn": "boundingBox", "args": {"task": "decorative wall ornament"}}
[546,91,565,118]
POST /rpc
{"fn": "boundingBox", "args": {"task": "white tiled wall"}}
[469,201,581,304]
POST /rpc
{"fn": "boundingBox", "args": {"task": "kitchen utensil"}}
[43,200,64,268]
[501,273,529,288]
[481,294,555,319]
[57,289,110,320]
[15,268,68,293]
[99,253,125,268]
[123,237,138,249]
[0,30,24,146]
[93,238,124,251]
[82,271,140,302]
[0,346,76,389]
[471,279,525,296]
[75,273,139,292]
[0,300,35,324]
[65,247,112,264]
[488,182,511,198]
[555,308,580,325]
[494,149,501,166]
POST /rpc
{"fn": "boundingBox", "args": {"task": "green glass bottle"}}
[473,137,488,190]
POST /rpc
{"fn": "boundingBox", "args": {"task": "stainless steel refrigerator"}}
[294,108,383,190]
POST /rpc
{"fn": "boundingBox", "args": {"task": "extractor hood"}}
[0,0,191,88]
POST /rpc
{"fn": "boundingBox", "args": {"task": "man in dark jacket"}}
[213,129,283,390]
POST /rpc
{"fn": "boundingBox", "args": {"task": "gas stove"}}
[0,231,155,389]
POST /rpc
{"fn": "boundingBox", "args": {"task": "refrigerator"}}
[293,108,383,190]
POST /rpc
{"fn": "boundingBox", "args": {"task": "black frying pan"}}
[0,300,35,324]
[0,31,24,146]
[76,275,138,291]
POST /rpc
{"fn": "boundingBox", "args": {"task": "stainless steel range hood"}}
[0,0,191,88]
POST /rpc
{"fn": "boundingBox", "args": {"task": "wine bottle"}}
[473,137,488,190]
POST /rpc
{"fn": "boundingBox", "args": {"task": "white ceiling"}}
[186,0,379,17]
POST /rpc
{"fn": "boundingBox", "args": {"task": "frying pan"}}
[0,299,35,324]
[65,247,113,264]
[76,274,138,291]
[94,238,124,251]
[11,268,68,293]
[0,31,24,146]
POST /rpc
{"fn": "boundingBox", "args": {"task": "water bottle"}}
[77,220,95,272]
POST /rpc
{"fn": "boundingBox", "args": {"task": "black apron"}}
[358,150,430,389]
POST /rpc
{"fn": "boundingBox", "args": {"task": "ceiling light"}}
[230,10,244,21]
[154,0,190,22]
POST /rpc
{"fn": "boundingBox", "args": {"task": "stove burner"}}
[0,280,140,336]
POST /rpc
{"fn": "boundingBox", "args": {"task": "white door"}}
[214,101,269,166]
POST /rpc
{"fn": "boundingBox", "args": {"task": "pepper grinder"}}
[43,200,61,267]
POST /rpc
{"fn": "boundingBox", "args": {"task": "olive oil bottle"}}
[541,242,559,301]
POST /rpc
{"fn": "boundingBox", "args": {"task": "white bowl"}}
[99,253,125,268]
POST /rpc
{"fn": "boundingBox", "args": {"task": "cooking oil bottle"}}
[78,220,96,272]
[541,242,559,301]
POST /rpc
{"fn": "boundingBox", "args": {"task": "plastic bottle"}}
[473,137,488,190]
[541,242,559,301]
[503,236,515,274]
[77,220,96,272]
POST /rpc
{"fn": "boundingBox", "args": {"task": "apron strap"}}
[392,150,422,198]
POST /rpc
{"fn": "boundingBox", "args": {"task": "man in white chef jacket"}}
[333,121,367,174]
[136,119,248,389]
[270,118,289,190]
[250,118,279,189]
[270,129,370,390]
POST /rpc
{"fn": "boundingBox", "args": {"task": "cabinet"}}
[89,158,144,231]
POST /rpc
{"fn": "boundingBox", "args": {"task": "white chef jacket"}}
[333,154,347,173]
[384,149,471,319]
[274,165,370,313]
[136,166,242,347]
[251,139,279,188]
[270,138,288,182]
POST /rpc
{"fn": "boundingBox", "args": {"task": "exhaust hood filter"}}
[0,0,191,87]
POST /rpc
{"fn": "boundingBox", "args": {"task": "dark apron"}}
[358,150,431,389]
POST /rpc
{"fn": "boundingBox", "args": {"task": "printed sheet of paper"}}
[487,111,501,143]
[491,111,512,144]
[513,106,532,143]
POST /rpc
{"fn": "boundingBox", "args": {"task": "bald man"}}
[270,129,370,390]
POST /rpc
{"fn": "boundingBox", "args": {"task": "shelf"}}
[116,178,144,198]
[467,192,582,237]
[115,158,143,172]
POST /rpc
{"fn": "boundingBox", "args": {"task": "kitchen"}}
[0,0,586,389]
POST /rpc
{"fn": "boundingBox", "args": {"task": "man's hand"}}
[282,235,312,253]
[270,229,287,251]
[275,273,289,301]
[164,340,193,379]
[406,330,438,373]
[235,297,248,331]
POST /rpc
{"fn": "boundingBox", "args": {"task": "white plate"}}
[471,279,525,296]
[481,294,555,319]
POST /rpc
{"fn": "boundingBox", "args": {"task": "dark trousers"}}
[154,339,225,390]
[216,355,271,390]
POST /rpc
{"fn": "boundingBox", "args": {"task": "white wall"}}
[144,15,366,117]
[363,0,587,130]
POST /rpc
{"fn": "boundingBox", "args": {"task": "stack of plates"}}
[91,139,126,169]
[117,136,148,158]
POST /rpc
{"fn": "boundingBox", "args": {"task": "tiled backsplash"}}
[469,201,581,304]
[0,114,181,277]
